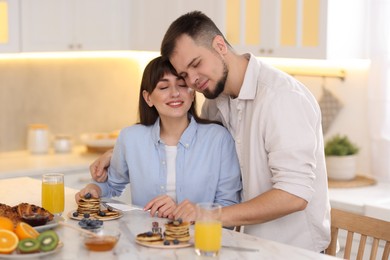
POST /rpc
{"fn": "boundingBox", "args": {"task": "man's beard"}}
[203,60,228,99]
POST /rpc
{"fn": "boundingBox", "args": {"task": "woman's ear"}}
[142,90,154,107]
[212,35,228,55]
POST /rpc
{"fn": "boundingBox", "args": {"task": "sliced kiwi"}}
[37,230,59,252]
[17,238,40,254]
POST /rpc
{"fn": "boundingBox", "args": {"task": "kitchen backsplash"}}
[0,53,154,152]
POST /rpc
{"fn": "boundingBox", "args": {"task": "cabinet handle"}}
[68,44,74,49]
[76,44,82,49]
[267,49,273,54]
[259,48,265,54]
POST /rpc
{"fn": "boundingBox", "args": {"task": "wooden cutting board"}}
[328,175,376,188]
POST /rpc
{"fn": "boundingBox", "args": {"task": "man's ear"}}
[142,90,153,107]
[212,35,228,54]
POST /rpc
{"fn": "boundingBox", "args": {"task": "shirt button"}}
[162,161,166,165]
[236,139,241,144]
[185,144,189,148]
[160,186,164,190]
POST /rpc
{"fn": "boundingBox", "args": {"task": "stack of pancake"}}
[77,197,100,215]
[164,221,191,242]
[136,232,163,244]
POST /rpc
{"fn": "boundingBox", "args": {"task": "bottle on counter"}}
[27,124,50,154]
[53,134,73,153]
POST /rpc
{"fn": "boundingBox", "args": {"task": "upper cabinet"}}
[20,0,130,52]
[128,0,226,52]
[226,0,367,59]
[0,0,20,52]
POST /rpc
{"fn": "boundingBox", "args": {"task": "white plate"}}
[33,220,59,232]
[80,133,117,148]
[0,242,63,259]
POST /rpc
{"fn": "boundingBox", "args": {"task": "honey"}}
[84,236,118,251]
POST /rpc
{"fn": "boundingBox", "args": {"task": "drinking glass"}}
[194,203,222,257]
[42,173,64,216]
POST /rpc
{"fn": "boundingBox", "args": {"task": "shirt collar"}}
[151,115,198,148]
[236,53,260,100]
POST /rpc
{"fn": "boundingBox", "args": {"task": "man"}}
[91,11,330,252]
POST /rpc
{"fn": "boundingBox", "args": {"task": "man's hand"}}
[172,199,197,223]
[75,184,101,204]
[144,195,177,219]
[90,149,113,182]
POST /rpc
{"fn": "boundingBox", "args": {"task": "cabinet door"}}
[0,0,20,52]
[21,0,130,52]
[21,0,73,51]
[128,0,225,52]
[227,0,325,59]
[73,0,130,51]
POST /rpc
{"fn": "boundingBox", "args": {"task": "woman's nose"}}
[171,86,180,97]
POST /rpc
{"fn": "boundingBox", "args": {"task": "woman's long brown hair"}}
[138,56,219,126]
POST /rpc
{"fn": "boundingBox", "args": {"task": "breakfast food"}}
[0,203,53,227]
[136,219,191,246]
[77,197,100,215]
[164,220,191,243]
[74,193,120,220]
[37,230,59,252]
[17,238,40,254]
[136,232,164,244]
[0,217,60,255]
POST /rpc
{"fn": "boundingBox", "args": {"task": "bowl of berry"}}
[83,227,121,252]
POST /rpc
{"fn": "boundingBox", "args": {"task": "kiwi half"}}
[17,238,40,254]
[37,230,59,252]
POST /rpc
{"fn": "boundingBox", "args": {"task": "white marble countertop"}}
[0,146,98,178]
[1,149,389,222]
[0,177,340,260]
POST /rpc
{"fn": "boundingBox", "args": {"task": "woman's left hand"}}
[172,199,197,223]
[144,195,177,218]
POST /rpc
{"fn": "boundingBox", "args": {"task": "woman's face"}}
[143,72,194,120]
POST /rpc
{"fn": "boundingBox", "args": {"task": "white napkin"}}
[105,203,142,212]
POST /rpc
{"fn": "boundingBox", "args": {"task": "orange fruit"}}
[0,229,19,254]
[0,217,14,231]
[14,222,39,240]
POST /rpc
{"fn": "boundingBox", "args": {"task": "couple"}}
[77,11,331,252]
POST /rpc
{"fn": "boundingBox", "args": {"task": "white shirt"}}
[165,145,177,202]
[202,54,331,252]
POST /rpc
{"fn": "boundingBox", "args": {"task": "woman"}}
[76,56,241,219]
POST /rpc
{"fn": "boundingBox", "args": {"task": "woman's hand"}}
[90,149,113,182]
[144,195,177,219]
[75,184,101,204]
[172,199,197,223]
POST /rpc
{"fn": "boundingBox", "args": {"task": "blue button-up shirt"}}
[95,116,242,208]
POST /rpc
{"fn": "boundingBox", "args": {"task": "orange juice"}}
[42,182,64,214]
[195,221,222,252]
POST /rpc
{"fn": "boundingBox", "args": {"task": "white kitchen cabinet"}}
[0,0,20,52]
[226,0,367,59]
[20,0,130,52]
[128,0,226,52]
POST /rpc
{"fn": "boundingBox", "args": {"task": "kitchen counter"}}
[0,146,98,178]
[1,149,389,222]
[0,177,340,260]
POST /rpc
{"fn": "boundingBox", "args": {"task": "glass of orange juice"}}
[194,203,222,257]
[42,173,64,216]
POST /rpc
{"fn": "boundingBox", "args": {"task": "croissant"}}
[0,203,54,226]
[13,203,54,221]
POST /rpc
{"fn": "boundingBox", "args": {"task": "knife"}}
[222,245,259,252]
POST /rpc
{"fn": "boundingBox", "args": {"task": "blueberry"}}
[98,211,106,217]
[84,193,92,199]
[72,211,79,217]
[163,240,170,246]
[83,213,90,218]
[173,239,179,245]
[146,231,153,237]
[177,218,183,224]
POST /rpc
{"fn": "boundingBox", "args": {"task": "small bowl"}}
[22,213,49,227]
[83,228,120,252]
